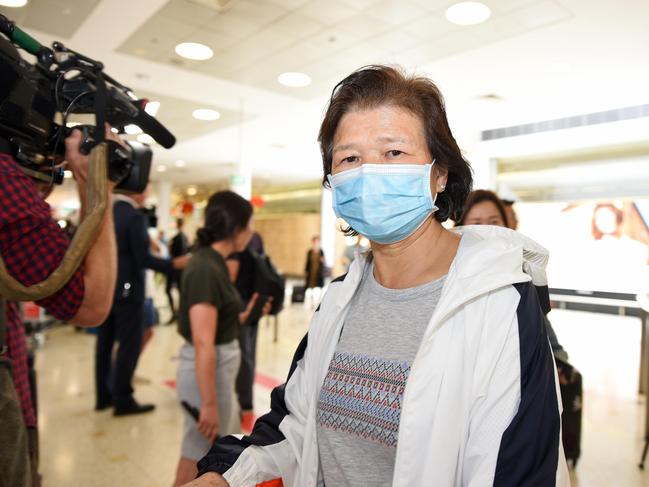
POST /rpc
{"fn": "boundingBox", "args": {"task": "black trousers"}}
[236,321,259,411]
[165,270,181,317]
[95,299,145,408]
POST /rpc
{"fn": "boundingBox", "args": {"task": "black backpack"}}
[252,252,285,316]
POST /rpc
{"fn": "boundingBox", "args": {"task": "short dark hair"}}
[455,189,508,226]
[318,65,473,223]
[196,191,252,246]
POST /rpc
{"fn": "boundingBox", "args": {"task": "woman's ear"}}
[432,166,449,193]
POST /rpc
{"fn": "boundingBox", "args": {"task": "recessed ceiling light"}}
[175,42,213,61]
[156,165,167,172]
[175,160,186,168]
[144,101,160,116]
[277,72,311,88]
[187,186,198,196]
[0,0,28,7]
[125,124,142,135]
[137,133,156,144]
[192,108,220,121]
[445,2,491,26]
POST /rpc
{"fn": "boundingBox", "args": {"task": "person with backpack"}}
[227,233,267,423]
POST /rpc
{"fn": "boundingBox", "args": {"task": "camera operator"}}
[0,125,120,487]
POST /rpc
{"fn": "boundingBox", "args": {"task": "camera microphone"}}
[132,108,176,149]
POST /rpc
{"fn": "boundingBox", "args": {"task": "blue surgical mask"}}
[328,162,439,245]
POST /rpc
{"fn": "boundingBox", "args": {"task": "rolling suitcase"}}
[291,285,306,303]
[556,357,582,467]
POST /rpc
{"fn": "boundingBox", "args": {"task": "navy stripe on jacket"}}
[494,281,560,487]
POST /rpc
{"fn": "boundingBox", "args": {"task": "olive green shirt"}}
[178,246,241,345]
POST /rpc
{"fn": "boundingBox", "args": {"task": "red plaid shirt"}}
[0,152,85,427]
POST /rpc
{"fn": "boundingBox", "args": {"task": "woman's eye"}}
[341,156,359,164]
[387,150,403,157]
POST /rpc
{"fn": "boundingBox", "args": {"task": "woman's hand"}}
[239,293,274,325]
[181,472,230,487]
[239,293,259,325]
[198,403,220,442]
[261,297,273,317]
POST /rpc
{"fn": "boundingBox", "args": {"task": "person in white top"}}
[183,65,569,487]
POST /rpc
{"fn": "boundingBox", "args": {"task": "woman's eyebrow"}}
[333,136,409,153]
[376,136,408,144]
[332,143,357,153]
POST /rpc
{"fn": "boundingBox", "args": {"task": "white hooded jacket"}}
[198,226,570,487]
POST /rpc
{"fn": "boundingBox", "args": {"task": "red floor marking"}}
[162,373,280,392]
[254,372,282,390]
[241,411,257,434]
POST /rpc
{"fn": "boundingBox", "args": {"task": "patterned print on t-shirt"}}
[317,351,411,448]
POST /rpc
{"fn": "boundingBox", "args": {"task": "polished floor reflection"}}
[34,302,649,486]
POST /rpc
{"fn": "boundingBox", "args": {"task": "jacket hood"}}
[451,225,549,287]
[344,225,549,324]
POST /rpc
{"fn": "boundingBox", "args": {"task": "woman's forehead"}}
[333,106,425,145]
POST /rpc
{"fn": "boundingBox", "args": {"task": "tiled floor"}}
[33,302,649,486]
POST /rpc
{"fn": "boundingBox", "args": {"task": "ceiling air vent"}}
[189,0,239,12]
[482,103,649,141]
[476,93,504,102]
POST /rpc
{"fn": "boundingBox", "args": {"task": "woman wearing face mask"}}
[184,66,569,487]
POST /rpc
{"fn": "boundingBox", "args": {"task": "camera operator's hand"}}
[63,123,121,326]
[64,123,123,188]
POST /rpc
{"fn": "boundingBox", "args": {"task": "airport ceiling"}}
[2,0,648,188]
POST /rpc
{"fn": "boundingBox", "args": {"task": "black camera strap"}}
[93,71,106,144]
[0,136,11,154]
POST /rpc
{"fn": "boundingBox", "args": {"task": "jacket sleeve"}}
[462,281,567,487]
[197,332,311,486]
[127,211,173,275]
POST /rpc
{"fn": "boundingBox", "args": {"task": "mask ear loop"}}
[427,160,439,212]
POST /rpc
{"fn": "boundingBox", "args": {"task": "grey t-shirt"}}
[316,261,446,486]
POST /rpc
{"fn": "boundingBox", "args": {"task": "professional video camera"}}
[0,14,176,193]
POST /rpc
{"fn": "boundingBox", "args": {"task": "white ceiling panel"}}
[335,13,393,39]
[0,0,101,39]
[296,0,358,25]
[157,0,219,25]
[369,29,422,54]
[508,0,573,29]
[335,0,385,10]
[226,0,289,28]
[367,0,429,27]
[269,12,326,39]
[401,13,461,41]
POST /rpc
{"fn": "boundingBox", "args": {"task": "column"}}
[155,181,172,232]
[320,188,336,269]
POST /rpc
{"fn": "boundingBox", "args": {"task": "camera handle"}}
[0,143,110,301]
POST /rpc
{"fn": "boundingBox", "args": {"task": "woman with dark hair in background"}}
[455,189,508,226]
[173,191,270,486]
[185,66,568,487]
